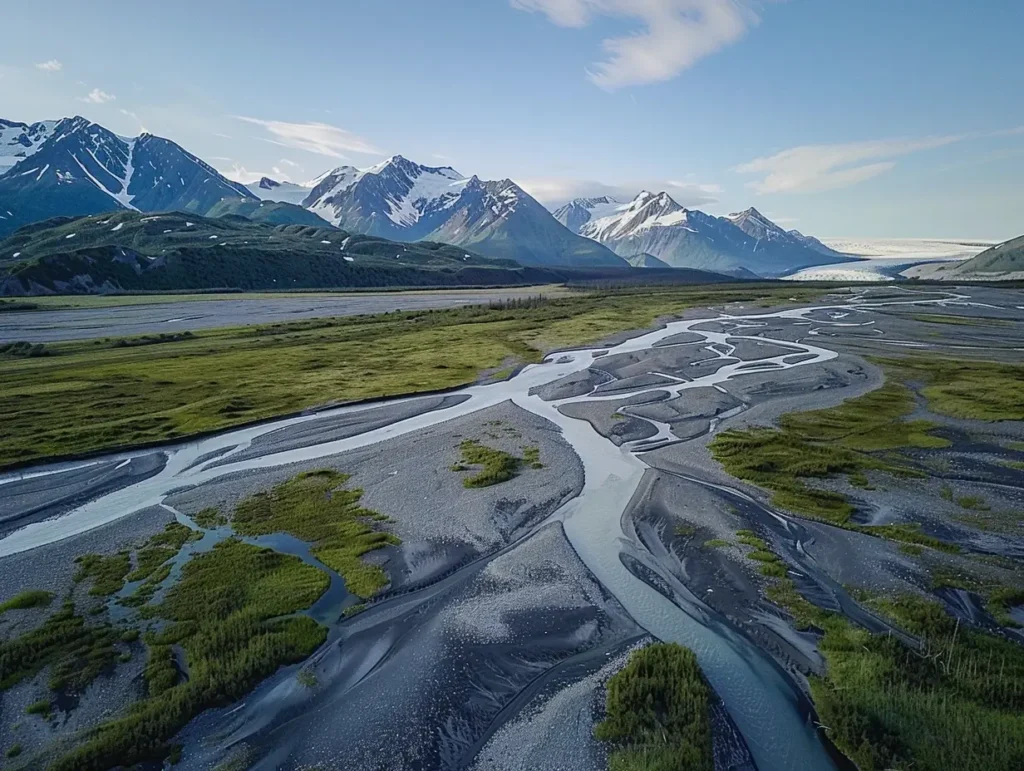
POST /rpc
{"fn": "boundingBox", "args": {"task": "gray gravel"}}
[0,287,561,344]
[169,400,583,556]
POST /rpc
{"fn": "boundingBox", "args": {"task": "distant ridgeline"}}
[0,115,855,285]
[0,211,730,295]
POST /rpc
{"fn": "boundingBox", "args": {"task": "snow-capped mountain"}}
[244,177,311,206]
[0,119,57,176]
[726,208,843,259]
[304,155,469,240]
[786,229,844,258]
[303,156,623,267]
[552,195,622,234]
[577,192,850,277]
[425,177,624,267]
[0,116,255,238]
[726,207,791,243]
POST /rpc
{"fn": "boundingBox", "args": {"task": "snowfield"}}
[784,237,994,282]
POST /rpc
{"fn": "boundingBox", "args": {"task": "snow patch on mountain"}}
[0,119,57,176]
[581,191,688,241]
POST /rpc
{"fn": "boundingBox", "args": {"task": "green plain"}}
[0,284,820,469]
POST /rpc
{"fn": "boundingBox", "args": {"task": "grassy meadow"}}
[0,470,398,769]
[595,643,714,771]
[0,284,822,468]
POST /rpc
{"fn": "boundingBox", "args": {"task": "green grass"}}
[50,538,329,771]
[809,593,1024,771]
[956,495,990,511]
[954,509,1024,536]
[710,381,946,526]
[0,284,821,469]
[230,469,398,598]
[0,474,367,769]
[0,589,53,615]
[911,313,1013,328]
[6,743,22,758]
[703,539,731,549]
[760,555,1024,770]
[455,440,522,488]
[26,700,52,719]
[127,523,202,583]
[74,552,132,596]
[0,600,119,693]
[929,569,1024,629]
[595,643,713,771]
[522,445,543,469]
[192,508,228,528]
[878,356,1024,421]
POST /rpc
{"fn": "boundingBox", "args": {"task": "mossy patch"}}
[231,470,398,598]
[0,589,53,615]
[595,643,713,771]
[453,440,521,488]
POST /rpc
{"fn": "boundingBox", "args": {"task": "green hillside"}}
[205,197,332,227]
[0,210,583,294]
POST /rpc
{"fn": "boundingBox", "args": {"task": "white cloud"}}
[278,158,300,168]
[510,0,759,89]
[515,175,721,209]
[236,116,380,159]
[216,162,280,185]
[735,135,965,194]
[118,108,146,133]
[35,59,62,72]
[81,88,116,104]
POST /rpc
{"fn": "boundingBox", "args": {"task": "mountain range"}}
[554,193,852,277]
[0,117,254,239]
[0,210,657,295]
[0,114,853,280]
[301,155,625,267]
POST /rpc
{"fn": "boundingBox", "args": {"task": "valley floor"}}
[0,286,569,344]
[0,283,1022,771]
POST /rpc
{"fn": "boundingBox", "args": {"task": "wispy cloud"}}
[80,88,116,104]
[515,176,721,209]
[236,117,380,159]
[735,135,965,194]
[118,108,146,133]
[35,59,62,72]
[510,0,760,89]
[215,162,280,185]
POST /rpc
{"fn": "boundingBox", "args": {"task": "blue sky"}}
[2,0,1023,239]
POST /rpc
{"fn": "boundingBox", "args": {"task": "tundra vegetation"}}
[710,356,1024,551]
[0,284,821,468]
[0,471,396,768]
[596,643,714,771]
[732,535,1024,771]
[451,439,540,488]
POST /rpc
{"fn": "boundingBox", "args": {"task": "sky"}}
[2,0,1023,239]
